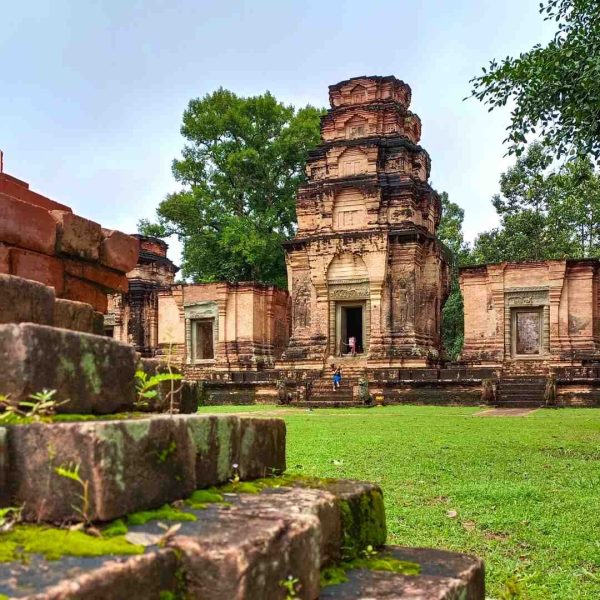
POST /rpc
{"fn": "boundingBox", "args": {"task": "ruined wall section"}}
[0,172,139,314]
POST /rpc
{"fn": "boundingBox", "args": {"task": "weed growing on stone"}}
[134,370,182,411]
[0,389,67,423]
[156,440,178,464]
[54,463,91,525]
[279,575,300,599]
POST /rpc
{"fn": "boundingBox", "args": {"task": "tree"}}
[470,0,600,160]
[437,192,469,361]
[139,89,324,288]
[471,143,600,264]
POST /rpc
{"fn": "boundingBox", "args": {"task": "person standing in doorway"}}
[348,335,357,357]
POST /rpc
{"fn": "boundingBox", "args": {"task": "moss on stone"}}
[339,489,387,560]
[80,352,102,394]
[102,518,128,537]
[126,505,196,526]
[319,552,420,589]
[218,473,336,495]
[0,524,143,562]
[320,565,349,587]
[219,481,262,494]
[185,488,223,508]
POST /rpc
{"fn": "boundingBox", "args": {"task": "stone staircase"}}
[0,272,485,599]
[495,361,549,407]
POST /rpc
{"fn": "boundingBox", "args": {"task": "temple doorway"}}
[511,308,543,357]
[337,302,365,355]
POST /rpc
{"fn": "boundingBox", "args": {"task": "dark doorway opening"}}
[342,305,364,354]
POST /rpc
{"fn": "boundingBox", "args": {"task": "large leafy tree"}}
[471,143,600,263]
[470,0,600,160]
[140,89,324,288]
[437,192,469,361]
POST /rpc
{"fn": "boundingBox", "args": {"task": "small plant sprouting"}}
[134,369,183,412]
[156,440,177,464]
[230,463,240,484]
[55,462,91,525]
[361,544,377,559]
[279,575,300,599]
[0,389,67,423]
[0,506,23,532]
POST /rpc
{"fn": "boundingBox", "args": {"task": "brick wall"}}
[0,172,139,312]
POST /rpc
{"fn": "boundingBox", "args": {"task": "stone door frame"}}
[334,300,367,356]
[327,279,370,357]
[504,287,550,359]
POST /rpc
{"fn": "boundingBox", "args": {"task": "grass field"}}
[198,405,600,599]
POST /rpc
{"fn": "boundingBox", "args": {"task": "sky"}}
[1,0,556,266]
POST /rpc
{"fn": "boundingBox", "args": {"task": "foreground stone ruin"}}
[0,270,484,597]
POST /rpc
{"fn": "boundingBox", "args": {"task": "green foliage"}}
[55,462,91,524]
[279,575,300,599]
[102,518,128,538]
[134,369,183,410]
[471,143,600,263]
[470,0,600,160]
[126,504,196,526]
[437,192,468,361]
[0,389,66,424]
[0,524,143,562]
[139,88,325,288]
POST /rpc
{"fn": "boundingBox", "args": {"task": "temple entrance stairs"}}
[495,361,550,408]
[293,357,367,408]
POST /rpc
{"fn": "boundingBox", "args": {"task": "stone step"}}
[0,322,137,414]
[1,478,389,600]
[319,546,484,600]
[1,414,286,522]
[494,401,544,408]
[293,401,365,409]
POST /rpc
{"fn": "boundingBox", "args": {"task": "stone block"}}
[9,247,65,295]
[63,276,108,313]
[238,417,286,479]
[138,357,183,412]
[186,415,241,488]
[100,228,140,273]
[0,427,8,506]
[53,298,95,333]
[320,546,485,600]
[231,486,342,567]
[0,274,55,326]
[0,193,57,255]
[0,243,9,273]
[174,509,321,600]
[8,416,197,522]
[0,323,137,414]
[64,259,129,293]
[51,210,102,261]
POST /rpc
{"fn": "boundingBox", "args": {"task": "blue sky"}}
[1,1,555,265]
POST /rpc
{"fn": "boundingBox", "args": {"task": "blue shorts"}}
[333,375,341,384]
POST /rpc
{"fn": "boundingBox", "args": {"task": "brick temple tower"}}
[281,75,450,369]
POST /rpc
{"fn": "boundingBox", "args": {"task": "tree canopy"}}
[139,88,324,288]
[471,143,600,263]
[470,0,600,160]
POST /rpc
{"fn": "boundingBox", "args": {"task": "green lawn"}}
[198,405,600,599]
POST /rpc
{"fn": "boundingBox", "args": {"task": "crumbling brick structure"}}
[0,172,139,315]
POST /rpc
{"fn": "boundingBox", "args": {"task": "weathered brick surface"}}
[0,243,8,273]
[175,510,321,600]
[53,298,95,333]
[100,228,140,273]
[238,416,286,479]
[8,416,197,522]
[64,275,108,313]
[0,427,8,506]
[186,415,286,488]
[0,193,57,254]
[0,173,72,212]
[0,273,55,326]
[9,247,65,295]
[29,550,180,600]
[320,546,485,600]
[51,211,102,261]
[64,258,129,293]
[0,323,136,413]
